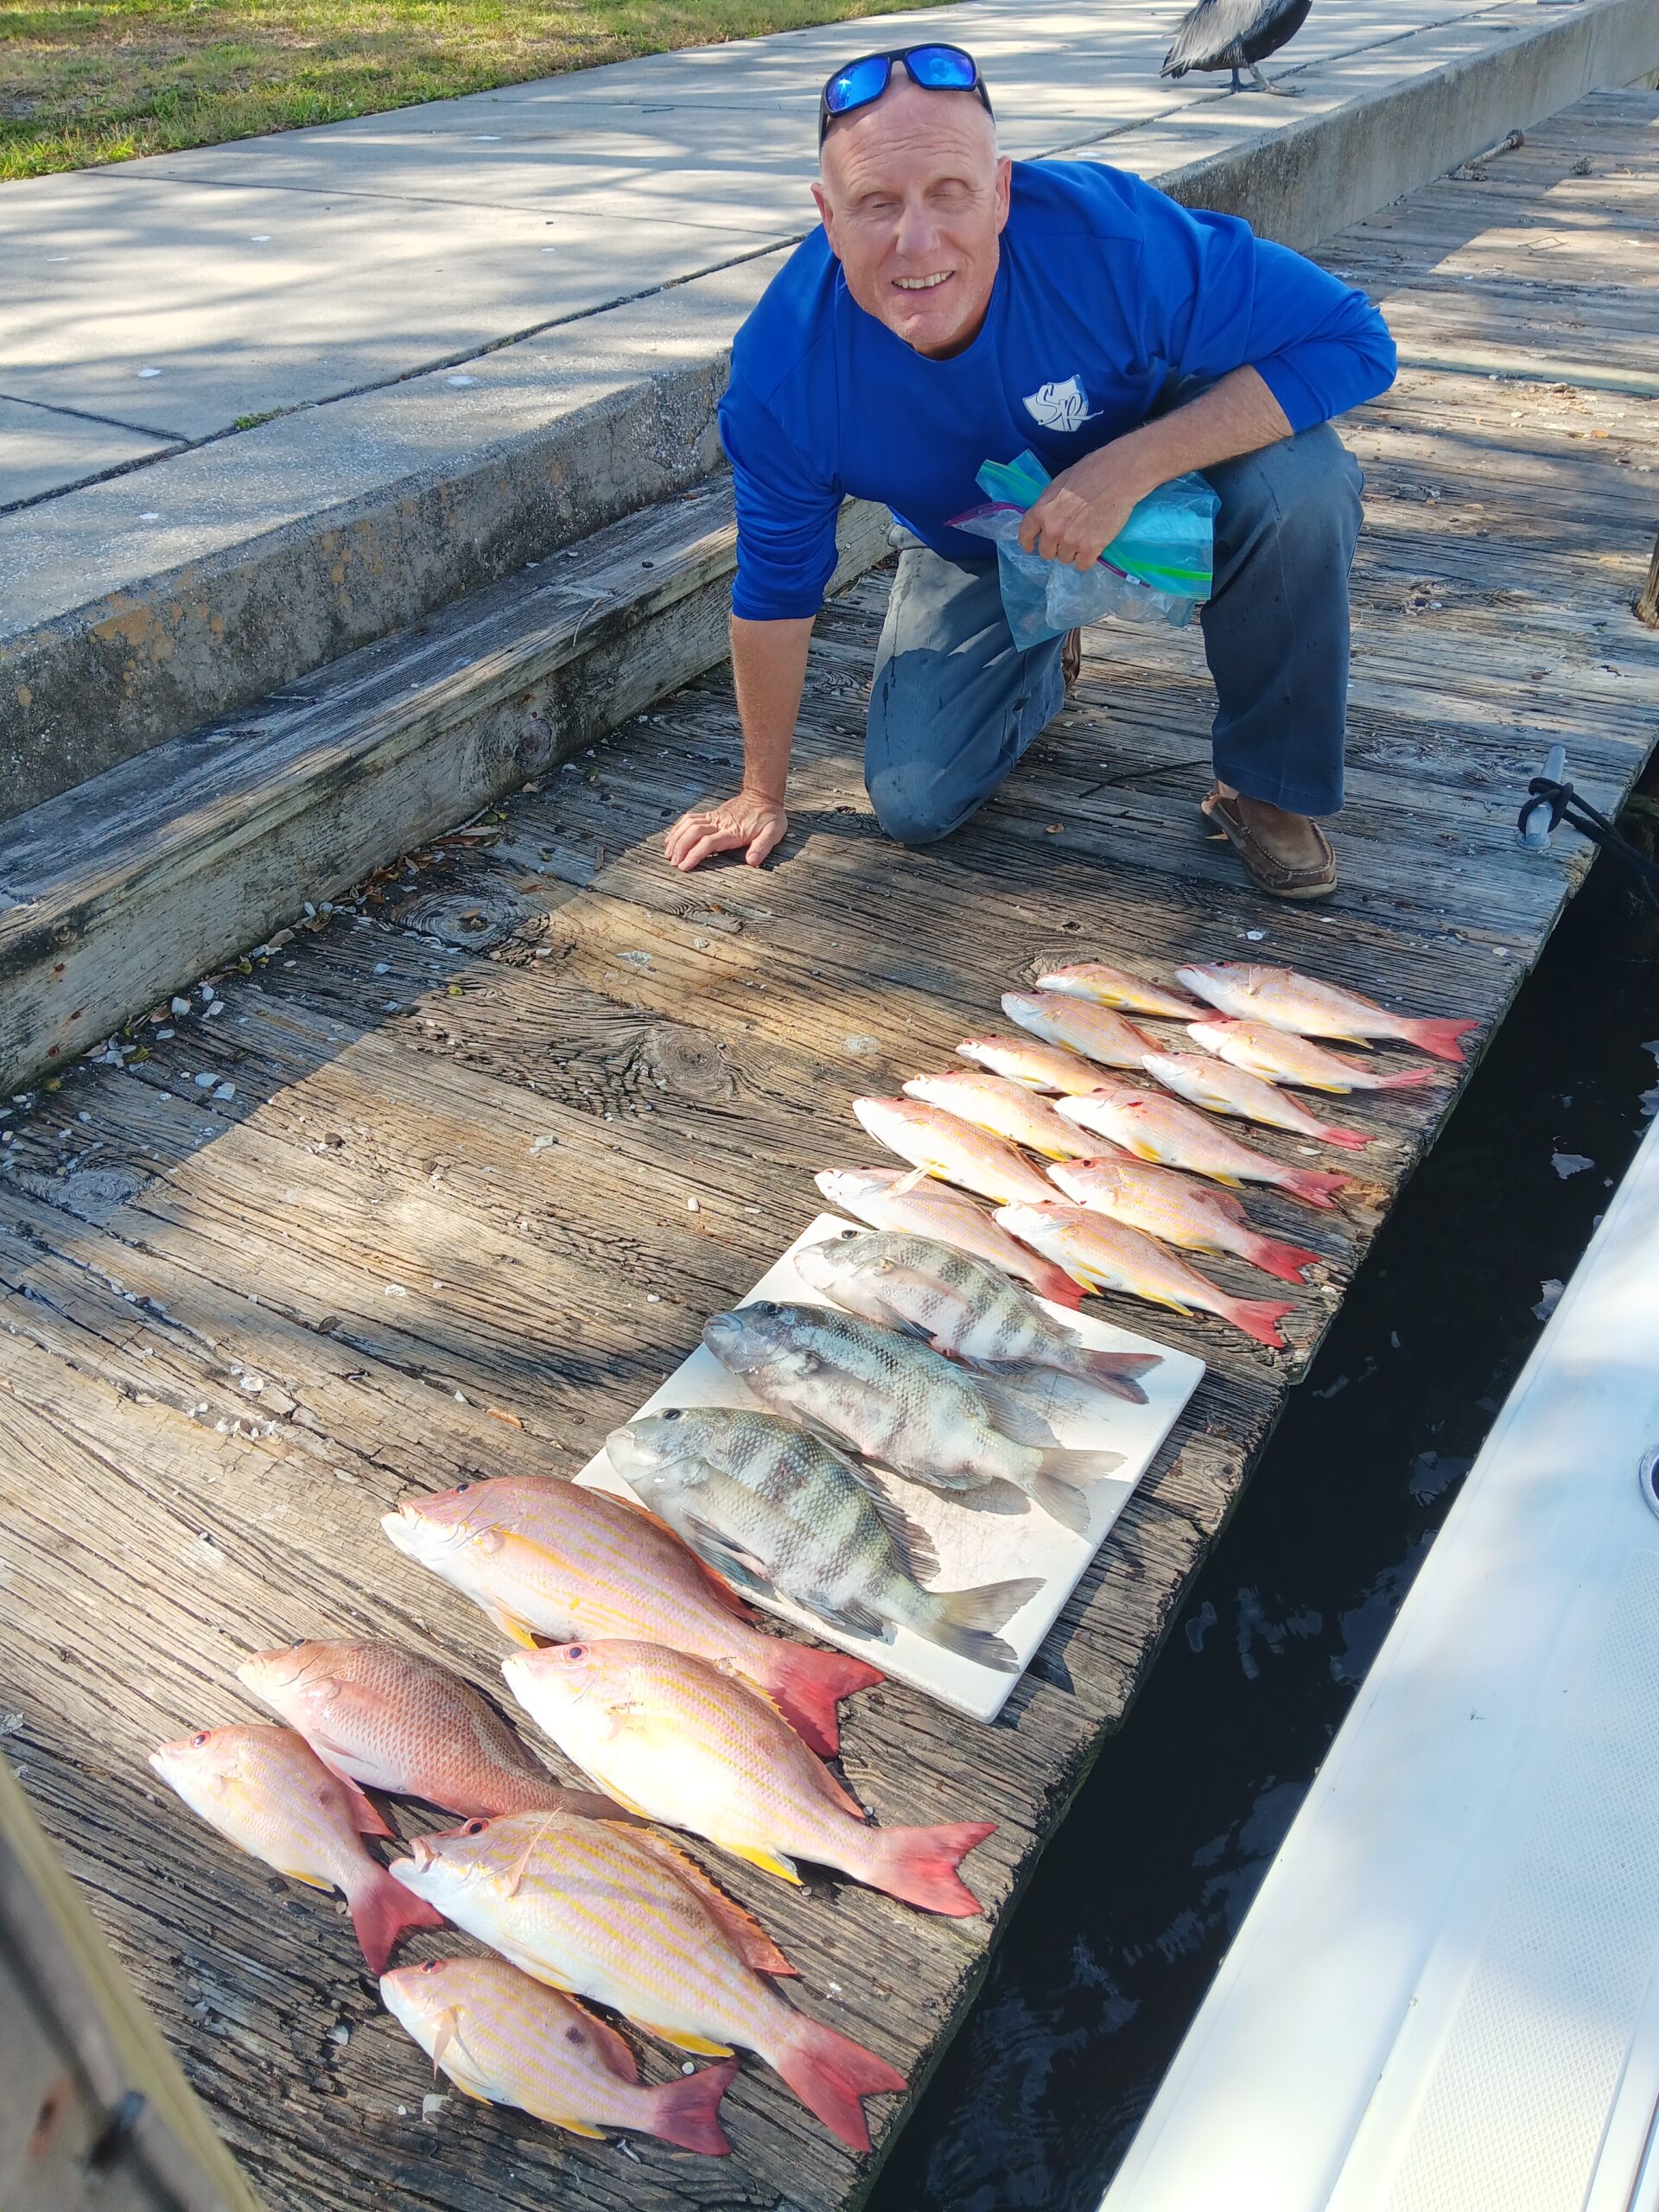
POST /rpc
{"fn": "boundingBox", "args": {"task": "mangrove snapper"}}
[1030,962,1202,1019]
[380,1955,739,2152]
[853,1096,1055,1205]
[704,1301,1123,1535]
[149,1725,443,1973]
[237,1639,623,1822]
[1056,1088,1351,1210]
[1175,963,1478,1062]
[903,1070,1098,1159]
[391,1810,906,2149]
[815,1166,1084,1308]
[506,1641,996,1916]
[1048,1157,1321,1286]
[380,1477,880,1758]
[608,1407,1039,1670]
[995,1204,1296,1351]
[1139,1048,1374,1150]
[1185,1017,1449,1094]
[956,1033,1102,1094]
[1001,990,1155,1070]
[796,1228,1158,1400]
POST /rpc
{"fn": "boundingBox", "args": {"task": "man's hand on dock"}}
[664,789,789,872]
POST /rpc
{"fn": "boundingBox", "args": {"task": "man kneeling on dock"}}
[664,43,1395,899]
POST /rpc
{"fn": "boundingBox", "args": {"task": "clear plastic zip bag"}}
[949,449,1219,649]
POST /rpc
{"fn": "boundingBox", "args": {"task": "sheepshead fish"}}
[608,1408,1040,1672]
[815,1167,1084,1309]
[1175,963,1478,1063]
[1048,1157,1322,1286]
[381,1955,739,2152]
[854,1096,1055,1204]
[507,1641,996,1916]
[1186,1017,1450,1094]
[902,1070,1098,1160]
[149,1726,443,1974]
[237,1640,623,1822]
[995,1203,1296,1351]
[796,1227,1159,1401]
[956,1033,1102,1094]
[704,1301,1123,1535]
[380,1477,880,1759]
[1030,962,1201,1019]
[391,1810,906,2150]
[1056,1087,1351,1210]
[1002,989,1154,1071]
[1139,1048,1373,1150]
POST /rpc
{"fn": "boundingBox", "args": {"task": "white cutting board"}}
[576,1214,1205,1723]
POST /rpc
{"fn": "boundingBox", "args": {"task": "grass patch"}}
[1,0,940,179]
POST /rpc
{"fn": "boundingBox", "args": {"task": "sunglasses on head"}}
[818,44,993,146]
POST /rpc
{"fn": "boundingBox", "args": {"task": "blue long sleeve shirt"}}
[721,157,1395,620]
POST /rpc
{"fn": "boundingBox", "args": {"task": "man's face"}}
[814,78,1010,360]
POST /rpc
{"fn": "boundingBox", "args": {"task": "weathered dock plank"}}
[2,84,1656,2212]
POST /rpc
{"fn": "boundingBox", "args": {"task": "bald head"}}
[814,74,1009,359]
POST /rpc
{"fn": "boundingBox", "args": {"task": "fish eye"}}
[191,1732,210,1748]
[420,1959,442,1975]
[565,1644,586,1661]
[836,1229,856,1242]
[289,1637,305,1649]
[662,1408,682,1422]
[455,1482,472,1494]
[463,1819,488,1836]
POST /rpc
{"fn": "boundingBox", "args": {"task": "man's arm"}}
[1020,365,1291,569]
[663,613,816,871]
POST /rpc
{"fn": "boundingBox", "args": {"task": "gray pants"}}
[865,416,1364,845]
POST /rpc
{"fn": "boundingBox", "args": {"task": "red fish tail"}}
[754,1641,885,1758]
[1223,1295,1296,1351]
[773,2009,908,2150]
[644,2056,741,2155]
[1402,1014,1479,1064]
[1240,1234,1323,1285]
[864,1820,995,1917]
[1316,1124,1373,1153]
[1276,1166,1350,1210]
[348,1866,446,1975]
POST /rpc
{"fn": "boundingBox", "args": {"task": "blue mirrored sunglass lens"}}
[904,46,978,88]
[824,55,892,114]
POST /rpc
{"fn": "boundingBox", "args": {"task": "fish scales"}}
[1175,963,1478,1061]
[1002,989,1156,1071]
[814,1166,1085,1308]
[995,1202,1296,1350]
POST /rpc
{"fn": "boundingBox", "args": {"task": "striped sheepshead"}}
[815,1166,1084,1309]
[703,1300,1124,1535]
[391,1809,906,2150]
[506,1641,996,1916]
[380,1955,739,2152]
[607,1407,1040,1672]
[794,1228,1160,1402]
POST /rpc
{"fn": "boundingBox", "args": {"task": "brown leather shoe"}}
[1201,785,1338,900]
[1061,628,1083,689]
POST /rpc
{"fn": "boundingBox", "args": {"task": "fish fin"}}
[448,2077,496,2108]
[570,2004,640,2083]
[729,1843,802,1884]
[857,1476,940,1583]
[477,1594,541,1649]
[863,1821,995,1916]
[1277,1166,1350,1210]
[640,2025,737,2058]
[347,1866,446,1976]
[800,1592,893,1643]
[1122,1136,1166,1162]
[546,2114,608,2140]
[969,1365,1064,1446]
[643,2057,740,2157]
[680,1519,773,1599]
[1241,1236,1324,1284]
[750,1642,885,1760]
[890,1164,935,1196]
[1222,1296,1296,1351]
[773,2013,906,2152]
[628,1831,798,1977]
[1073,1347,1159,1402]
[926,1577,1044,1671]
[430,2008,458,2075]
[1027,1452,1110,1536]
[275,1866,333,1892]
[804,1758,869,1822]
[1207,1168,1245,1189]
[1314,1124,1374,1152]
[1402,1015,1478,1062]
[333,1770,394,1841]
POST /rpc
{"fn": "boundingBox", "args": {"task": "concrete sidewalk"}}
[3,0,1655,817]
[0,0,1577,496]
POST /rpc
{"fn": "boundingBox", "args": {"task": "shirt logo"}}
[1023,374,1097,434]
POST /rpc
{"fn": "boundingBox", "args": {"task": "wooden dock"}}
[2,85,1656,2212]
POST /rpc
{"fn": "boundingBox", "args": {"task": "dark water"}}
[868,849,1659,2212]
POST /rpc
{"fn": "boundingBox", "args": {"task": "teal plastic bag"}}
[950,450,1219,648]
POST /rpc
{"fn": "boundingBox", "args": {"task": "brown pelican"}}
[1161,0,1313,94]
